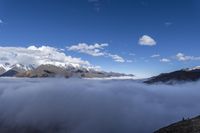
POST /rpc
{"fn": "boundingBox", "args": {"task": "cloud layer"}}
[0,46,91,68]
[67,43,125,63]
[0,78,200,133]
[139,35,157,46]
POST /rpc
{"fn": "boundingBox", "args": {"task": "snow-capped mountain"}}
[144,66,200,84]
[0,63,34,71]
[0,63,133,78]
[11,64,35,71]
[187,66,200,71]
[0,45,133,78]
[0,45,93,69]
[0,63,11,71]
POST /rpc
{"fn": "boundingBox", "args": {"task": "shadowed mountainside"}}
[154,115,200,133]
[145,68,200,84]
[0,67,6,75]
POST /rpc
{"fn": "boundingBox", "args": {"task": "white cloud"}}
[176,53,200,61]
[107,54,125,63]
[0,19,3,24]
[0,45,92,68]
[67,43,125,63]
[139,35,156,46]
[151,54,160,58]
[67,43,108,56]
[160,58,171,62]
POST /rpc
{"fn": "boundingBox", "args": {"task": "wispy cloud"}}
[138,35,156,46]
[88,0,101,12]
[160,58,171,62]
[151,54,160,58]
[165,22,173,27]
[107,53,125,63]
[0,19,3,24]
[176,53,200,61]
[67,43,125,63]
[129,53,135,56]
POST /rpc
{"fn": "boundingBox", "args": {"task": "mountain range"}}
[0,63,133,78]
[2,62,200,84]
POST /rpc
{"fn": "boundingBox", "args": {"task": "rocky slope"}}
[0,63,133,78]
[144,67,200,84]
[0,67,5,75]
[16,64,71,78]
[154,115,200,133]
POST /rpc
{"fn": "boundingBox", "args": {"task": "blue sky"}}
[0,0,200,77]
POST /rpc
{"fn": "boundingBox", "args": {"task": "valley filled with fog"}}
[0,78,200,133]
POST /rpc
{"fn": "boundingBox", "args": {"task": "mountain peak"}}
[145,66,200,84]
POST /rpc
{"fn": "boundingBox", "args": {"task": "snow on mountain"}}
[0,45,98,70]
[188,66,200,71]
[0,63,11,71]
[144,66,200,84]
[11,64,35,71]
[0,63,34,71]
[0,46,114,78]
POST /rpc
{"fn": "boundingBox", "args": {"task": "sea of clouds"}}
[0,78,200,133]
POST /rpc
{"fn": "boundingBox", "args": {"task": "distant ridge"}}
[144,66,200,84]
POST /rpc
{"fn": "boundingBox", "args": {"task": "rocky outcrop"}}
[154,116,200,133]
[16,64,71,78]
[0,64,33,77]
[0,67,6,75]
